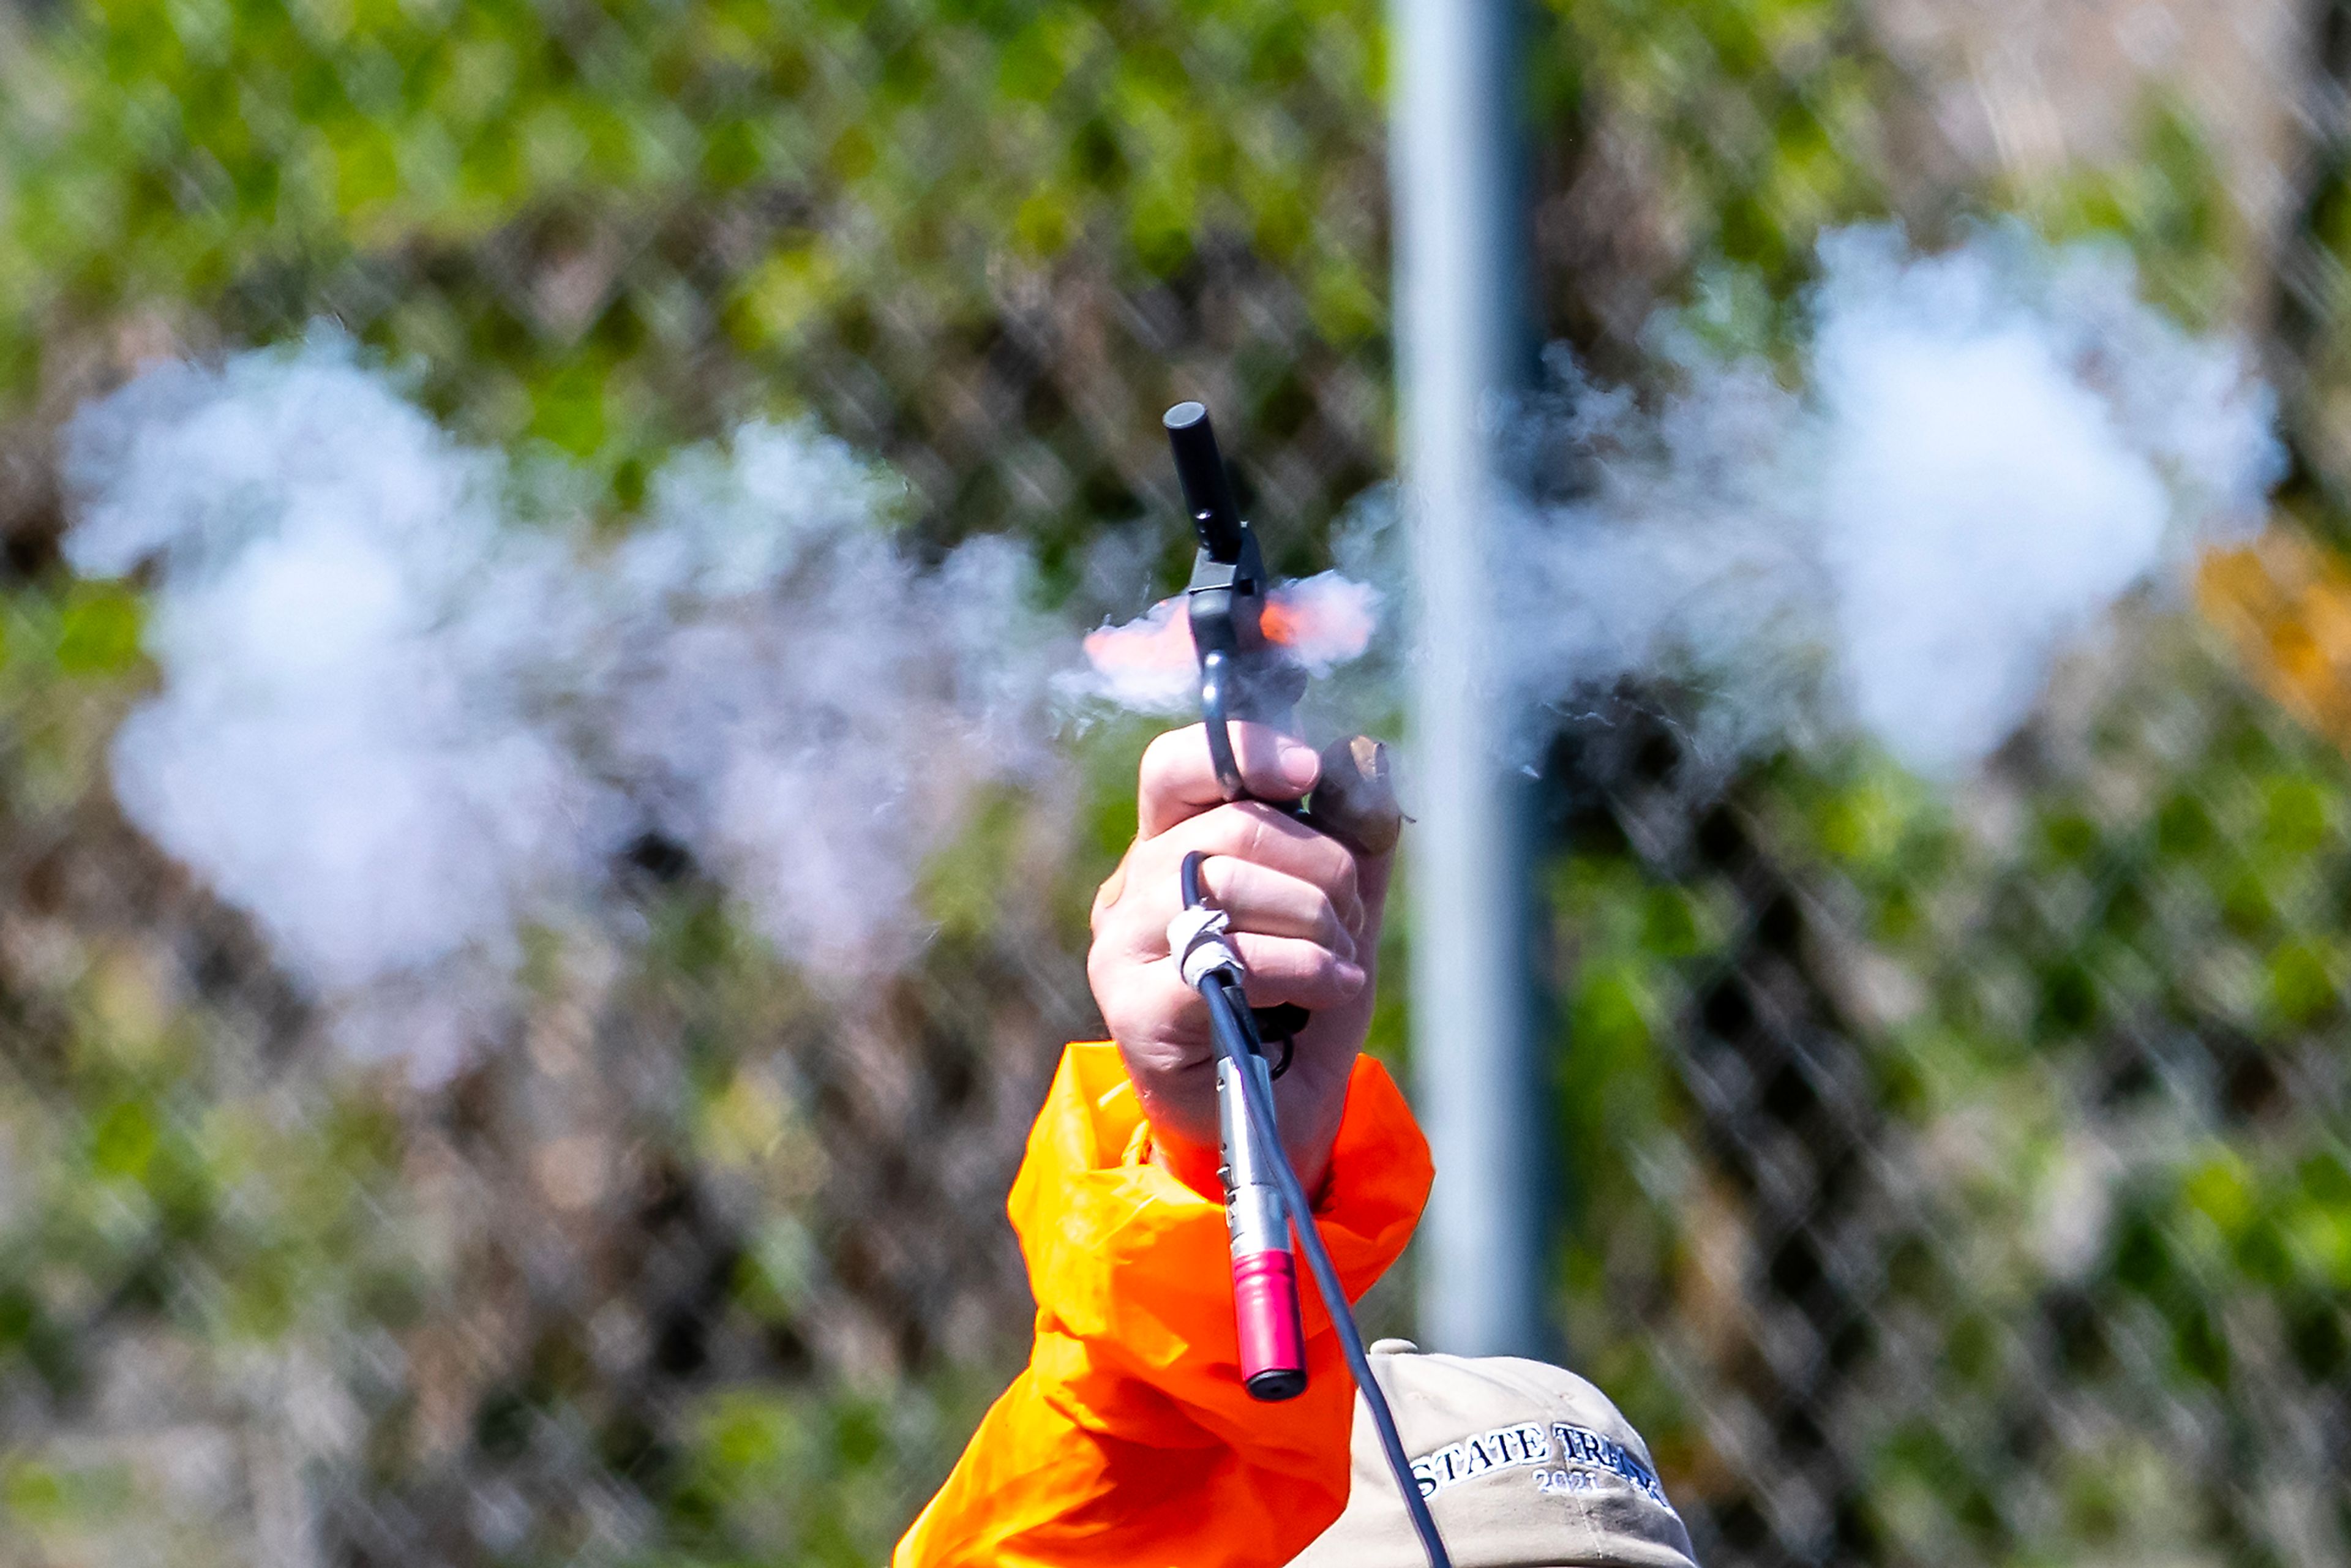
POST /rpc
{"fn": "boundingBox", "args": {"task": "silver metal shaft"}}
[1389,0,1547,1358]
[1218,1050,1289,1256]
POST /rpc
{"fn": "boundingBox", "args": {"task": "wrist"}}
[1145,1123,1226,1201]
[1139,1080,1342,1207]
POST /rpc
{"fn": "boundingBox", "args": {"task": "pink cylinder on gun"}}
[1233,1248,1307,1398]
[1220,1049,1308,1401]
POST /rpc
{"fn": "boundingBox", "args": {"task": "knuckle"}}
[1314,892,1345,943]
[1133,829,1183,873]
[1098,902,1159,959]
[1203,853,1242,906]
[1239,809,1283,866]
[1327,842,1360,901]
[1089,861,1130,934]
[1122,839,1171,893]
[1267,937,1333,984]
[1184,804,1245,853]
[1138,727,1185,786]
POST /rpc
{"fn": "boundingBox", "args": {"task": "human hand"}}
[1086,722,1392,1194]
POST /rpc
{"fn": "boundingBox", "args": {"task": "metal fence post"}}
[1389,0,1545,1357]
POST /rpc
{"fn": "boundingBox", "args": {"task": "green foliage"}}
[0,0,1388,546]
[2025,92,2240,330]
[647,1378,992,1567]
[0,951,425,1560]
[0,579,149,820]
[1549,630,2351,1562]
[1545,0,1890,288]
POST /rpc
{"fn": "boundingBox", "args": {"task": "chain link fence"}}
[2,1,2349,1566]
[1544,623,2351,1566]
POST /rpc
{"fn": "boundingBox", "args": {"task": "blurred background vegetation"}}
[3,1,2350,1564]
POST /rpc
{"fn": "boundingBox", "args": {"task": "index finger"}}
[1137,721,1324,839]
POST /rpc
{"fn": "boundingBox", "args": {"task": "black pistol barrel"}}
[1164,401,1244,563]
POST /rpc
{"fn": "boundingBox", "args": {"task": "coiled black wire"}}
[1180,849,1453,1568]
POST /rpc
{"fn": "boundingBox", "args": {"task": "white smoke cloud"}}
[62,332,1066,1078]
[54,226,2284,1073]
[1073,570,1381,713]
[1493,222,2283,774]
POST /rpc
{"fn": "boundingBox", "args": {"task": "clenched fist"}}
[1087,722,1393,1194]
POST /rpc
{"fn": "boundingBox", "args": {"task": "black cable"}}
[1264,1030,1295,1079]
[1179,855,1296,1081]
[1180,847,1212,909]
[1180,850,1453,1568]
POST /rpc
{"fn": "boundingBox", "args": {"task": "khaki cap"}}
[1291,1341,1700,1568]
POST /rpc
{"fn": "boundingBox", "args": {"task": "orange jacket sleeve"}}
[893,1041,1433,1568]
